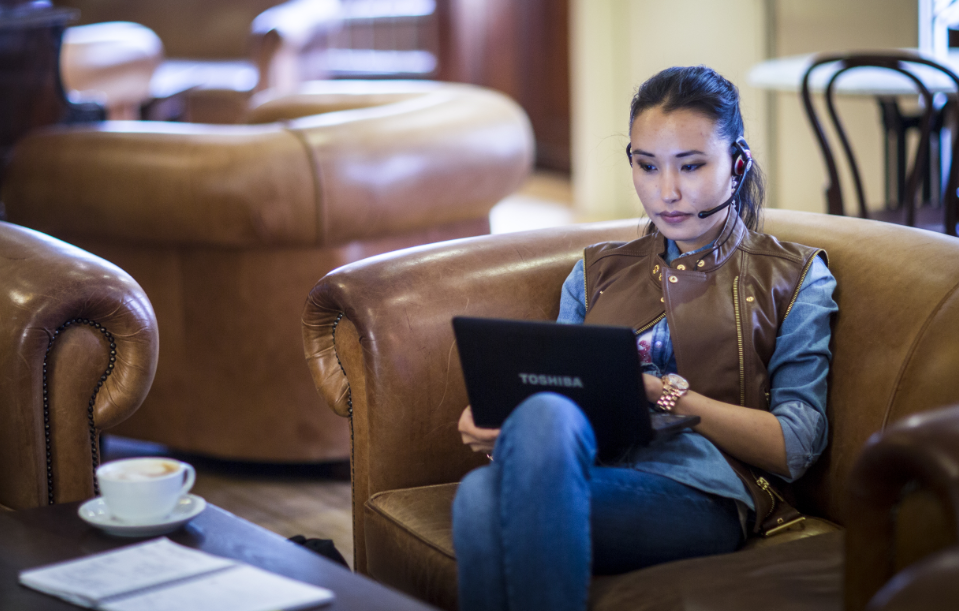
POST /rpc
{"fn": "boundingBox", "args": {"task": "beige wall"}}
[571,0,918,219]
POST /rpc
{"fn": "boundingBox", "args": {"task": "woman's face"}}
[629,106,736,253]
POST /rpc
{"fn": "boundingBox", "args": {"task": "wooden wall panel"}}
[437,0,570,172]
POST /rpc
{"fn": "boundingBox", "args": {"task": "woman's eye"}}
[639,163,656,172]
[682,163,704,172]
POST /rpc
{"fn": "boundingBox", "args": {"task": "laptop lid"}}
[453,316,657,463]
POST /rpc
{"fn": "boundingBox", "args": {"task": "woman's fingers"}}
[458,406,500,452]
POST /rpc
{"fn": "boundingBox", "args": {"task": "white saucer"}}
[78,494,206,537]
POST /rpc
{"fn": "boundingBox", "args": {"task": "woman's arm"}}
[643,374,789,475]
[645,256,837,478]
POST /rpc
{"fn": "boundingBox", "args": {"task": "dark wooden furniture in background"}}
[0,502,437,610]
[0,0,102,189]
[436,0,570,172]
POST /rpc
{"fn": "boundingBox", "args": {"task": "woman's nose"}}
[661,170,680,203]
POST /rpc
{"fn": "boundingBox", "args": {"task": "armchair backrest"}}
[303,209,959,571]
[3,82,533,249]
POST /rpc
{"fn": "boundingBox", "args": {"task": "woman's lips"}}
[659,211,691,224]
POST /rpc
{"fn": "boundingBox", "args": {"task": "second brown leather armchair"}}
[3,80,534,463]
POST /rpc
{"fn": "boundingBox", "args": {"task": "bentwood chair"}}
[801,51,959,236]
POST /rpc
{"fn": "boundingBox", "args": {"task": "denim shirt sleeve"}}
[767,255,838,482]
[557,259,587,324]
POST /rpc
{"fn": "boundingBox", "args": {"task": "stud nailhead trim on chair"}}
[43,318,116,505]
[330,311,357,563]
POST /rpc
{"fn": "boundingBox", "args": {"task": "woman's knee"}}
[498,392,596,463]
[508,392,589,435]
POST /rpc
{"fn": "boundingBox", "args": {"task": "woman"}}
[452,66,837,611]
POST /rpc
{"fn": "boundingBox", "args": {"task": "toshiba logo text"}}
[518,373,584,388]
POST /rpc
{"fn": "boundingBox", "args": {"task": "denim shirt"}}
[557,239,838,510]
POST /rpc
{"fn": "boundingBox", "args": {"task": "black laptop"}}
[452,316,700,464]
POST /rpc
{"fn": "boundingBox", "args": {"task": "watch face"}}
[664,373,689,391]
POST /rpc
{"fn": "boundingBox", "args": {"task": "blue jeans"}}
[452,393,743,611]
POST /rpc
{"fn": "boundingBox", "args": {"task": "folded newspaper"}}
[19,537,334,611]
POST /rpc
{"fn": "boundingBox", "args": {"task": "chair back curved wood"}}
[801,51,959,235]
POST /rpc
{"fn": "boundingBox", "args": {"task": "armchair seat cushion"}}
[365,484,459,610]
[588,531,843,611]
[364,482,844,610]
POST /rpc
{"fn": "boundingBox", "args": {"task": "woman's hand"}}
[458,406,500,454]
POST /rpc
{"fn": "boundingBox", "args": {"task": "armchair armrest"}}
[3,82,533,248]
[302,220,639,571]
[0,222,158,510]
[250,0,343,91]
[845,404,959,611]
[865,546,959,611]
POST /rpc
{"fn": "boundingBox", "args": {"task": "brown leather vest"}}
[583,212,826,411]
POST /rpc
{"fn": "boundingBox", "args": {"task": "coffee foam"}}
[100,459,180,482]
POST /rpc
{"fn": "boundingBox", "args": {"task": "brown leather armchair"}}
[302,209,959,610]
[2,80,534,463]
[60,22,164,120]
[0,222,158,511]
[59,0,343,123]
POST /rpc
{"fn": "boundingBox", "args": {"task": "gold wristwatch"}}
[655,373,689,413]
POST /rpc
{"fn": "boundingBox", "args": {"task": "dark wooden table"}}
[0,502,437,610]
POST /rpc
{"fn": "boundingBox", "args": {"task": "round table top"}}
[747,49,959,96]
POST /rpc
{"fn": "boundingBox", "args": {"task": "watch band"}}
[655,374,689,413]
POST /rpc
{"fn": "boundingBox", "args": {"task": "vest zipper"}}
[756,475,783,519]
[633,313,666,336]
[733,275,746,406]
[783,250,825,321]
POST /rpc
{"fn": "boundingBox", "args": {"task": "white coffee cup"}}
[96,458,196,524]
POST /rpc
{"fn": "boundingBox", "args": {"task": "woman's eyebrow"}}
[633,149,706,158]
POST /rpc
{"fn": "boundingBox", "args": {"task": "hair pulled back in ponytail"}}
[629,65,765,232]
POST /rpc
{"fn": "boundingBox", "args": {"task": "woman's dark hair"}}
[629,65,765,232]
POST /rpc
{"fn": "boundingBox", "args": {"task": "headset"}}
[625,136,752,219]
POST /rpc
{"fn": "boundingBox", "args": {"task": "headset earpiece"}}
[626,143,633,165]
[731,136,752,178]
[699,136,753,220]
[733,155,747,176]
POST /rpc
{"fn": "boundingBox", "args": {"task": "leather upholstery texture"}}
[303,209,959,610]
[0,222,158,510]
[3,81,534,462]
